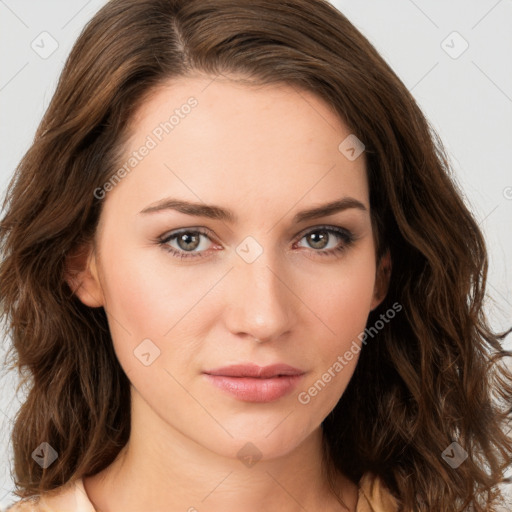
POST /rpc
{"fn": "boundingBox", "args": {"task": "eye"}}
[158,228,216,260]
[294,225,356,257]
[157,225,356,260]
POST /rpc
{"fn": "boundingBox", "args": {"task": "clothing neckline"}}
[34,471,399,512]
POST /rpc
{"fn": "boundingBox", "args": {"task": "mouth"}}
[203,363,306,402]
[203,363,305,378]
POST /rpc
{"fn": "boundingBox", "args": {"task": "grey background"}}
[1,0,511,507]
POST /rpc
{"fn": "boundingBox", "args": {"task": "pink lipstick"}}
[203,363,305,402]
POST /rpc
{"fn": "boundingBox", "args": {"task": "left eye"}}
[297,228,346,251]
[158,226,355,260]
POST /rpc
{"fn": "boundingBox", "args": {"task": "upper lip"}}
[204,363,305,378]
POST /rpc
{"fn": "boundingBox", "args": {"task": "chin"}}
[195,422,315,464]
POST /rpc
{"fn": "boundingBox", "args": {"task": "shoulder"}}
[1,499,40,512]
[1,478,93,512]
[356,472,401,512]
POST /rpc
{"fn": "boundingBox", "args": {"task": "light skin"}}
[64,74,391,512]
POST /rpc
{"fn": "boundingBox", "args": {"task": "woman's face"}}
[71,74,388,462]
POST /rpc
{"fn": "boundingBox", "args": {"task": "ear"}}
[370,248,391,311]
[63,242,104,308]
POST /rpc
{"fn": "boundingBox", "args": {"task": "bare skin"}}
[65,73,390,512]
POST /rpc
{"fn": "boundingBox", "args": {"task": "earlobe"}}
[63,242,104,308]
[370,249,392,311]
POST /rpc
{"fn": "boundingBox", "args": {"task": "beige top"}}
[3,472,400,512]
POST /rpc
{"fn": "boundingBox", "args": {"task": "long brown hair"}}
[1,1,511,510]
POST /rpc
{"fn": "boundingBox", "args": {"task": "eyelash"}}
[157,225,356,261]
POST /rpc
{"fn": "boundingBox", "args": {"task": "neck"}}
[83,387,357,512]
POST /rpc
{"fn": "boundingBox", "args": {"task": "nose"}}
[223,252,297,344]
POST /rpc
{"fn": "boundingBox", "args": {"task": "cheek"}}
[296,247,376,405]
[309,247,376,347]
[309,281,371,379]
[96,243,206,372]
[100,240,208,331]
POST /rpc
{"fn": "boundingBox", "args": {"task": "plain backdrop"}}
[0,0,511,507]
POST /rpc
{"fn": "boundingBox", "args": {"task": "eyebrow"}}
[139,196,367,223]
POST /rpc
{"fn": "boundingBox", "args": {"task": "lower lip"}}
[203,374,304,402]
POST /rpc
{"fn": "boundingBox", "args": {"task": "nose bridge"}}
[226,242,295,342]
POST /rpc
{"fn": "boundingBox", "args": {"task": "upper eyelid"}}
[295,224,350,236]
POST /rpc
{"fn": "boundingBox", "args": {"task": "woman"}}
[1,0,511,511]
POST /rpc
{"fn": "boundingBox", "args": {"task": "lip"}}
[204,363,304,378]
[203,363,306,402]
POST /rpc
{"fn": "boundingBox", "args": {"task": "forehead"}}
[102,74,369,220]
